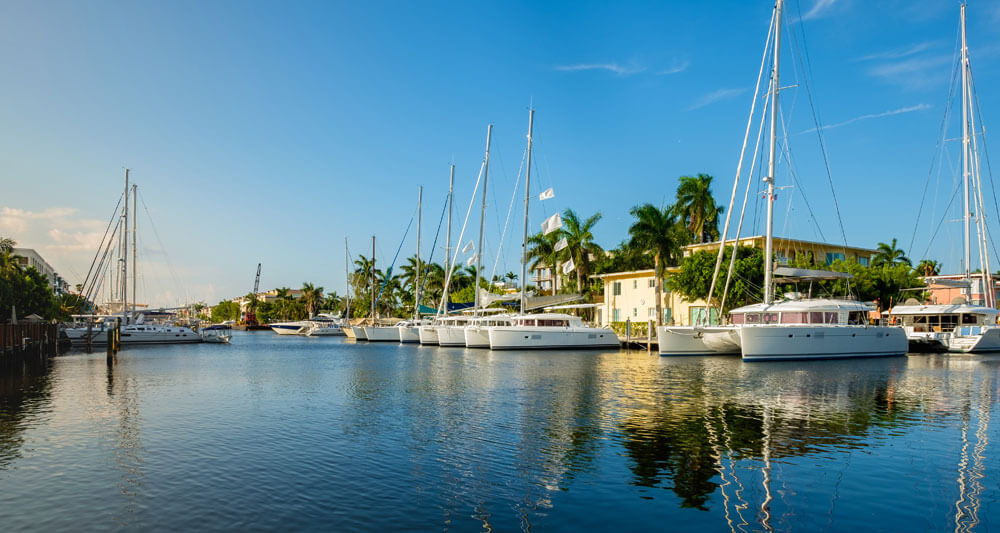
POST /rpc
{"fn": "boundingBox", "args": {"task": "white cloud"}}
[855,42,938,62]
[555,63,645,75]
[799,103,932,134]
[688,88,747,110]
[800,0,837,21]
[658,60,690,75]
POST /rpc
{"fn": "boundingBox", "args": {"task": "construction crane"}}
[243,263,262,327]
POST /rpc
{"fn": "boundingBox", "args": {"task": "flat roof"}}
[682,235,877,254]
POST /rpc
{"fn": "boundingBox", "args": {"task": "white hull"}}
[202,334,231,344]
[702,328,742,353]
[363,326,400,342]
[945,327,1000,353]
[398,326,421,343]
[738,325,907,362]
[65,324,202,345]
[271,323,308,335]
[418,325,439,345]
[464,327,491,348]
[351,326,368,340]
[342,326,357,338]
[436,326,468,347]
[488,326,619,350]
[656,326,739,355]
[305,325,345,336]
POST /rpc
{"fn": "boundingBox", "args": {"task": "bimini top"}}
[730,298,873,314]
[774,266,853,282]
[888,303,999,317]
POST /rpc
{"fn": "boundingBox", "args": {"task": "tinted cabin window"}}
[962,314,978,325]
[731,313,744,324]
[825,312,838,324]
[809,312,823,324]
[745,313,762,324]
[780,312,806,324]
[763,313,779,324]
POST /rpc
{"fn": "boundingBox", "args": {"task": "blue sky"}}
[3,0,1000,306]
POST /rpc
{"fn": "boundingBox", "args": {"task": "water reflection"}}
[105,358,145,527]
[0,359,53,468]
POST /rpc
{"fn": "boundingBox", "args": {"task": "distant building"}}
[919,274,1000,307]
[12,248,68,295]
[682,235,876,266]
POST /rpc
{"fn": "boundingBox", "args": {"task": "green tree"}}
[559,208,604,294]
[872,238,911,268]
[672,174,723,243]
[300,282,324,317]
[628,204,686,325]
[526,231,563,295]
[915,259,941,277]
[666,247,765,315]
[212,301,241,323]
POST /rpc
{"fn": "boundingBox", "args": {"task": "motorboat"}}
[65,314,202,345]
[270,320,311,335]
[304,313,346,336]
[201,324,232,344]
[487,313,619,350]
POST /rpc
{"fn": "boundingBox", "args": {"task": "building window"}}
[776,251,789,265]
[648,307,655,318]
[633,280,637,289]
[613,281,622,296]
[664,308,672,324]
[632,308,638,317]
[825,252,845,265]
[859,256,869,266]
[648,279,655,288]
[613,309,621,322]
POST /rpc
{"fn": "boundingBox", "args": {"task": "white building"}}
[13,248,68,294]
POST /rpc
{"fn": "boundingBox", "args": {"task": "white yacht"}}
[200,324,232,344]
[349,325,368,340]
[65,315,202,345]
[657,326,740,356]
[724,297,907,362]
[398,320,432,343]
[304,314,346,336]
[270,320,311,335]
[889,301,1000,353]
[362,323,401,342]
[464,314,513,348]
[436,315,473,347]
[488,313,619,350]
[418,322,440,345]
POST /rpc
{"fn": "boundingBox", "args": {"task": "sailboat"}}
[399,186,426,343]
[65,170,201,345]
[888,5,1000,354]
[362,235,402,342]
[680,0,907,361]
[487,108,619,350]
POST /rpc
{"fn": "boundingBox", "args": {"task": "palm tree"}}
[559,208,604,293]
[628,204,683,326]
[300,282,324,317]
[672,174,723,243]
[526,231,563,294]
[0,237,20,274]
[872,238,911,268]
[915,259,940,277]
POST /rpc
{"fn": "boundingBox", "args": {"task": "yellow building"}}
[594,236,877,327]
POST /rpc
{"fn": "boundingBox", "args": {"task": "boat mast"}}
[474,125,493,316]
[415,185,423,320]
[520,108,535,313]
[371,236,376,321]
[344,237,351,320]
[131,184,137,316]
[121,168,129,321]
[443,165,454,317]
[763,1,782,305]
[962,3,971,283]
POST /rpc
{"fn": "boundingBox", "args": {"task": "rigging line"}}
[908,26,962,257]
[969,70,1000,247]
[86,219,122,306]
[81,192,125,295]
[786,2,848,255]
[438,160,486,315]
[920,180,962,261]
[490,145,528,285]
[374,215,415,311]
[138,190,186,307]
[417,193,451,306]
[777,104,827,242]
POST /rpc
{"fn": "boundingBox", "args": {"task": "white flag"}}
[553,237,569,252]
[461,240,474,254]
[541,212,563,235]
[538,187,555,201]
[466,253,478,266]
[562,257,575,274]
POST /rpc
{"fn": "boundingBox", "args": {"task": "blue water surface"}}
[0,331,997,531]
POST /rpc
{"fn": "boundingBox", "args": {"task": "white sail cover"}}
[541,213,562,235]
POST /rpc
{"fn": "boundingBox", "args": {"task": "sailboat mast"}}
[962,3,971,282]
[131,184,137,315]
[415,185,423,319]
[371,236,376,320]
[345,237,351,320]
[763,1,782,305]
[121,168,129,320]
[520,108,535,313]
[443,165,455,317]
[474,125,493,316]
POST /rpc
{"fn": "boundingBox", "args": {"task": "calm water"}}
[0,332,997,531]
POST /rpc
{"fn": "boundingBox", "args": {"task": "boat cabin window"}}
[537,319,569,327]
[809,312,823,324]
[961,314,980,325]
[847,311,866,325]
[744,313,762,324]
[762,313,779,324]
[780,312,806,324]
[516,319,537,326]
[731,313,744,324]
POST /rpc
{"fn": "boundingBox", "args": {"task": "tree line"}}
[1,238,90,322]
